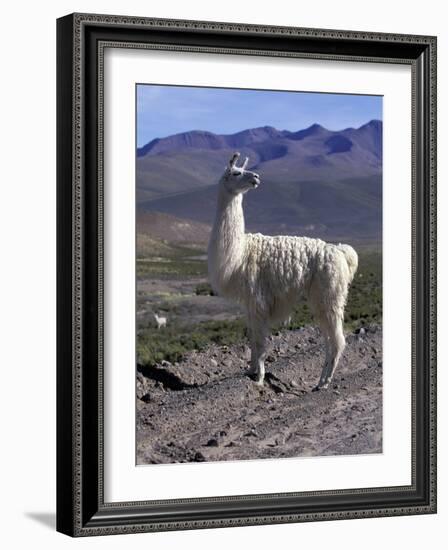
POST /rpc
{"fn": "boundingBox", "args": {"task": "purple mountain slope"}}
[138,120,381,160]
[136,121,383,241]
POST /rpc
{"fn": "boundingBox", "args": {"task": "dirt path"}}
[137,325,382,464]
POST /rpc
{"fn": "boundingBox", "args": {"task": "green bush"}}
[195,282,215,296]
[136,259,208,279]
[137,318,247,367]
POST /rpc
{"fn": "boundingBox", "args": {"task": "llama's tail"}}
[337,244,358,283]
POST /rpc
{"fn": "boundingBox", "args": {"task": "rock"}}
[210,358,218,368]
[205,438,219,447]
[194,452,206,462]
[290,380,298,388]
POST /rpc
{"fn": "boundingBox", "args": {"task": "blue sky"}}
[137,84,382,148]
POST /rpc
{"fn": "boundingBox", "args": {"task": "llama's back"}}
[243,233,327,291]
[243,234,358,292]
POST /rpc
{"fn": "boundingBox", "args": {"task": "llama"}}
[153,313,167,329]
[207,152,358,389]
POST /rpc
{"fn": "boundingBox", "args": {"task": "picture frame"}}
[56,12,437,537]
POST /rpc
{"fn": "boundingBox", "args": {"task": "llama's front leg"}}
[247,338,258,376]
[315,340,331,390]
[253,338,268,386]
[247,323,269,386]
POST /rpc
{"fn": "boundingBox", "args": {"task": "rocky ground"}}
[136,325,382,464]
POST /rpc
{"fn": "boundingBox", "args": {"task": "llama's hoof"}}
[312,383,329,392]
[248,372,264,386]
[247,371,264,385]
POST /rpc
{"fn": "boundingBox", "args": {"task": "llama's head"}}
[221,152,260,195]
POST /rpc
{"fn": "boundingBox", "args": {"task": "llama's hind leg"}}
[318,315,345,389]
[314,319,332,390]
[308,288,331,390]
[308,278,346,391]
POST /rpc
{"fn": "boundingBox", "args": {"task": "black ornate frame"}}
[56,13,437,537]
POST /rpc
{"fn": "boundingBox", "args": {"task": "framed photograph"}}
[56,13,437,536]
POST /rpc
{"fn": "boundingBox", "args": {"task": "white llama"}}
[153,313,167,329]
[207,152,358,390]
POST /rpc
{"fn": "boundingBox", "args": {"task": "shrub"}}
[137,318,247,367]
[195,282,215,296]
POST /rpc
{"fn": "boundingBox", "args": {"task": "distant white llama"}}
[154,313,167,329]
[207,152,358,390]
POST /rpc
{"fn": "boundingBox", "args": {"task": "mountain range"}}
[136,120,382,242]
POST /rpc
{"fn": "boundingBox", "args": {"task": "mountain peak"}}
[359,119,382,130]
[230,125,283,141]
[288,123,328,141]
[307,123,325,131]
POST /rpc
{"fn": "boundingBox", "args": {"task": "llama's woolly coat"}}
[213,232,357,326]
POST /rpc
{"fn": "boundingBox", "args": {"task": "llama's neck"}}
[208,184,246,292]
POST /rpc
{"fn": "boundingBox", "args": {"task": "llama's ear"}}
[242,157,249,170]
[229,152,240,168]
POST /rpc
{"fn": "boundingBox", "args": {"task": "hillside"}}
[137,211,211,245]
